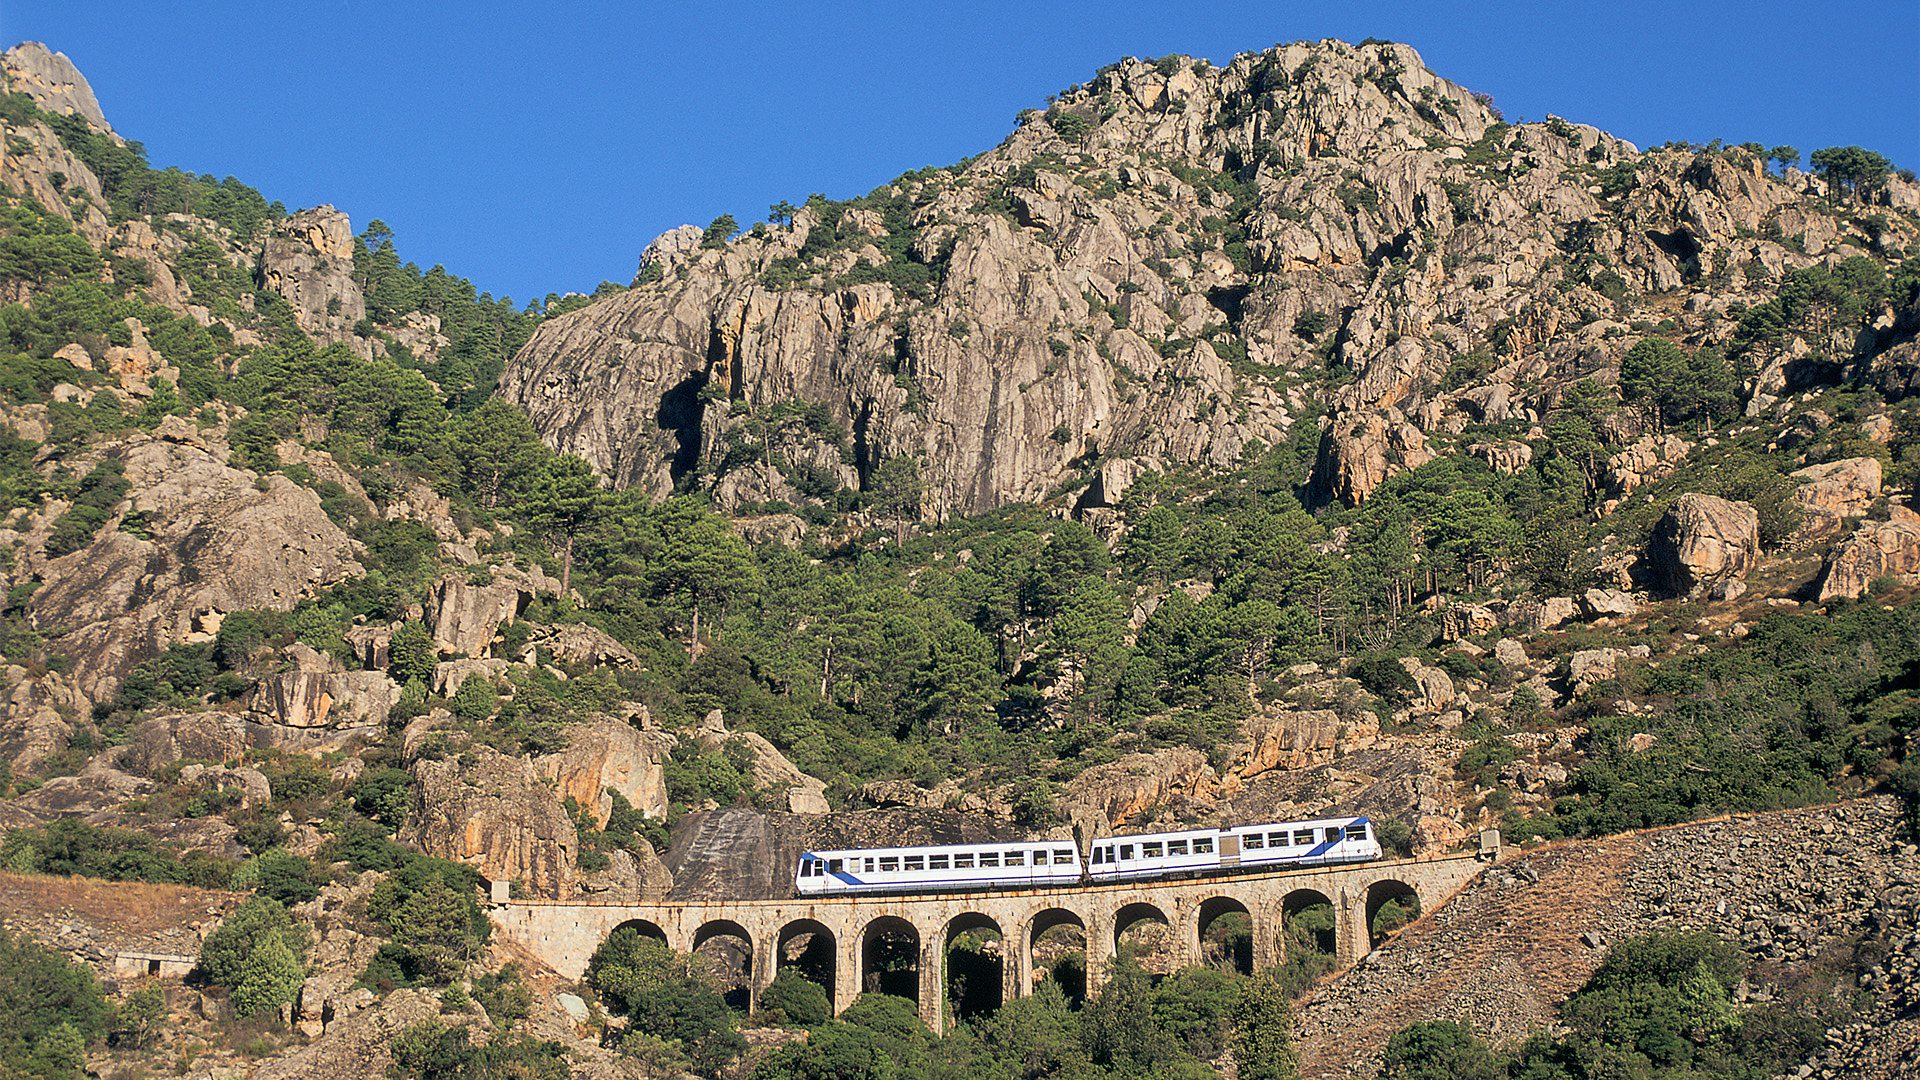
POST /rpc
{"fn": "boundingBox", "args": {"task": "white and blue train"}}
[793,815,1379,896]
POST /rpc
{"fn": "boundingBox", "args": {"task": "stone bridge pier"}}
[491,851,1490,1029]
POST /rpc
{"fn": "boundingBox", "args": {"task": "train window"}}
[1326,827,1343,843]
[828,860,844,874]
[1053,849,1072,864]
[929,855,949,870]
[955,853,974,869]
[1168,839,1188,856]
[980,852,1000,868]
[1244,834,1265,850]
[1195,837,1213,854]
[904,856,925,871]
[1119,844,1134,859]
[1090,848,1104,865]
[1005,851,1025,867]
[1293,830,1312,846]
[879,857,899,872]
[1350,822,1369,839]
[1142,842,1163,858]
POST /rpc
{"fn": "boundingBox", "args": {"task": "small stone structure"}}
[111,949,197,978]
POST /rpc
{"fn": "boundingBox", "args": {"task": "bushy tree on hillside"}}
[1619,337,1737,430]
[1810,145,1892,201]
[0,927,113,1077]
[199,896,311,1018]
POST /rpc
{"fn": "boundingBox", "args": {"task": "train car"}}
[1222,816,1380,871]
[795,839,1083,896]
[1085,816,1379,883]
[1085,826,1223,882]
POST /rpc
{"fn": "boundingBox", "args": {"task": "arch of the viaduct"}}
[491,853,1488,1029]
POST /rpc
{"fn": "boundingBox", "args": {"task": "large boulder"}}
[120,710,251,776]
[529,622,640,667]
[248,667,401,749]
[425,573,530,657]
[1397,656,1457,711]
[1647,493,1760,596]
[1581,588,1639,619]
[1064,748,1218,829]
[1815,506,1920,601]
[1569,645,1651,695]
[1315,408,1434,506]
[1441,602,1499,641]
[536,715,675,824]
[25,433,363,703]
[402,737,579,899]
[1604,434,1691,500]
[1222,708,1375,790]
[728,731,830,814]
[1790,457,1882,537]
[258,206,368,350]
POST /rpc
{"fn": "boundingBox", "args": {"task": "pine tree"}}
[1231,971,1300,1080]
[231,933,305,1018]
[526,455,604,594]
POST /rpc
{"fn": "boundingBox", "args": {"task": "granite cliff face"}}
[502,40,1918,519]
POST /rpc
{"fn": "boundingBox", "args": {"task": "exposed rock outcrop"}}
[402,737,579,898]
[1791,456,1882,537]
[1,42,111,131]
[424,571,534,657]
[22,432,363,702]
[536,715,675,825]
[0,667,87,773]
[119,710,251,776]
[258,206,368,350]
[1646,493,1759,597]
[1224,708,1375,789]
[1815,506,1920,601]
[1316,409,1434,506]
[245,644,399,749]
[1064,749,1217,827]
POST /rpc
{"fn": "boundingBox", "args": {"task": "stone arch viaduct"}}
[491,849,1492,1029]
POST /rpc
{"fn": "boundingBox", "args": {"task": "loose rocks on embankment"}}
[1293,797,1917,1079]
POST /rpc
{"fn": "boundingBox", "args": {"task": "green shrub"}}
[364,856,491,984]
[388,621,439,686]
[199,895,311,1019]
[586,927,743,1074]
[761,968,831,1027]
[43,458,130,557]
[0,819,234,887]
[472,963,533,1029]
[449,676,499,723]
[348,766,414,830]
[1379,1020,1504,1080]
[0,926,113,1076]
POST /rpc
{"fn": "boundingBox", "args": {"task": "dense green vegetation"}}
[0,926,115,1078]
[0,818,236,887]
[197,895,312,1018]
[1518,600,1920,840]
[581,923,1305,1080]
[1379,932,1829,1079]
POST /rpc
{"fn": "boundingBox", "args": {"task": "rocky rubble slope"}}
[1294,797,1917,1078]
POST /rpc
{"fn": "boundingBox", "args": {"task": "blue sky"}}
[7,1,1917,304]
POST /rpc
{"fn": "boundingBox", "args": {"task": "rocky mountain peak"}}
[2,41,111,134]
[1022,40,1500,173]
[502,39,1913,520]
